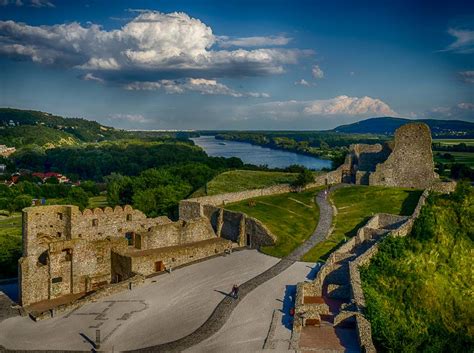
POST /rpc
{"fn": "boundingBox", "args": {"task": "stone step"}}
[326,284,351,301]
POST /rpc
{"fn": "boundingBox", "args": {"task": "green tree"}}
[65,187,89,210]
[291,169,314,190]
[80,180,100,196]
[13,194,33,212]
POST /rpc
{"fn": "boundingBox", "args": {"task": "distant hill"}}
[0,108,129,147]
[333,117,474,137]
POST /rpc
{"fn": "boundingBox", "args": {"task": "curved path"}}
[126,184,347,353]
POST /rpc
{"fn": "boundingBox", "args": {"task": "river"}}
[191,136,332,170]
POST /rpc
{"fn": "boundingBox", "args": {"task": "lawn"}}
[302,186,422,262]
[0,212,22,279]
[225,187,323,258]
[191,170,297,197]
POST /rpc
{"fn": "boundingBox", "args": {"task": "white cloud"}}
[82,73,105,83]
[124,78,269,98]
[457,102,474,110]
[303,95,397,116]
[459,71,474,83]
[30,0,54,7]
[311,65,324,79]
[294,79,310,86]
[234,96,397,122]
[444,28,474,53]
[0,0,53,6]
[0,11,309,84]
[217,35,291,48]
[425,102,474,121]
[109,113,150,124]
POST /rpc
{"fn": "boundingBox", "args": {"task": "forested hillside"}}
[0,108,130,147]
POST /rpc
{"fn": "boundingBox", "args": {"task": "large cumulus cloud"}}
[0,11,310,90]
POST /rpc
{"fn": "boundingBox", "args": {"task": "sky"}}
[0,0,473,130]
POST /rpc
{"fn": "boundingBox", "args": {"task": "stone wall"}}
[294,182,455,352]
[120,238,232,277]
[19,204,222,307]
[369,123,438,188]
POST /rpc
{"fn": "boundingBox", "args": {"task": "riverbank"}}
[191,136,333,170]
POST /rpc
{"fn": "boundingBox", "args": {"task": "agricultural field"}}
[302,186,422,262]
[191,170,301,197]
[0,212,22,279]
[432,138,474,146]
[433,151,474,167]
[225,187,323,258]
[88,195,109,208]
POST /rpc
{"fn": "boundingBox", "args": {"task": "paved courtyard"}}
[0,250,318,352]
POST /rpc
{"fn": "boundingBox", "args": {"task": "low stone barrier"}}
[28,274,145,321]
[294,181,455,352]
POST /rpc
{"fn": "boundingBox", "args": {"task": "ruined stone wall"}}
[179,168,346,218]
[245,217,277,248]
[125,238,232,277]
[220,210,244,243]
[350,143,392,172]
[20,204,220,306]
[369,123,438,188]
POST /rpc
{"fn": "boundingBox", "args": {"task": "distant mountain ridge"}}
[333,117,474,137]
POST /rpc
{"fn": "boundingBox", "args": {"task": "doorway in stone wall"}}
[246,233,251,247]
[155,261,165,272]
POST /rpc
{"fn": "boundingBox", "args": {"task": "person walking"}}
[230,284,239,299]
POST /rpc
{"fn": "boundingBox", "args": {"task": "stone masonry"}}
[19,204,232,309]
[345,123,438,188]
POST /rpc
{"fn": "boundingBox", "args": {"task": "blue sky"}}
[0,0,473,130]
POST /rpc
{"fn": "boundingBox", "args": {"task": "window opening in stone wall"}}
[62,249,72,261]
[125,232,134,246]
[52,277,62,284]
[126,214,132,221]
[155,261,165,272]
[57,212,63,220]
[57,232,62,237]
[92,219,98,226]
[38,251,48,266]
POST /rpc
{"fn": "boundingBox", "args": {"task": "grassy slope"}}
[225,187,323,258]
[191,170,300,197]
[361,188,473,352]
[302,186,422,262]
[0,213,22,278]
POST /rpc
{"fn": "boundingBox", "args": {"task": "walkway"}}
[126,185,345,353]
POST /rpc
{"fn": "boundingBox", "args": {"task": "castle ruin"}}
[19,205,233,308]
[18,122,439,316]
[342,123,438,189]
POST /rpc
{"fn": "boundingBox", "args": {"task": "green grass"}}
[0,212,22,278]
[302,186,422,262]
[434,151,474,167]
[191,170,299,197]
[89,195,109,208]
[361,187,473,352]
[432,138,474,146]
[225,187,323,258]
